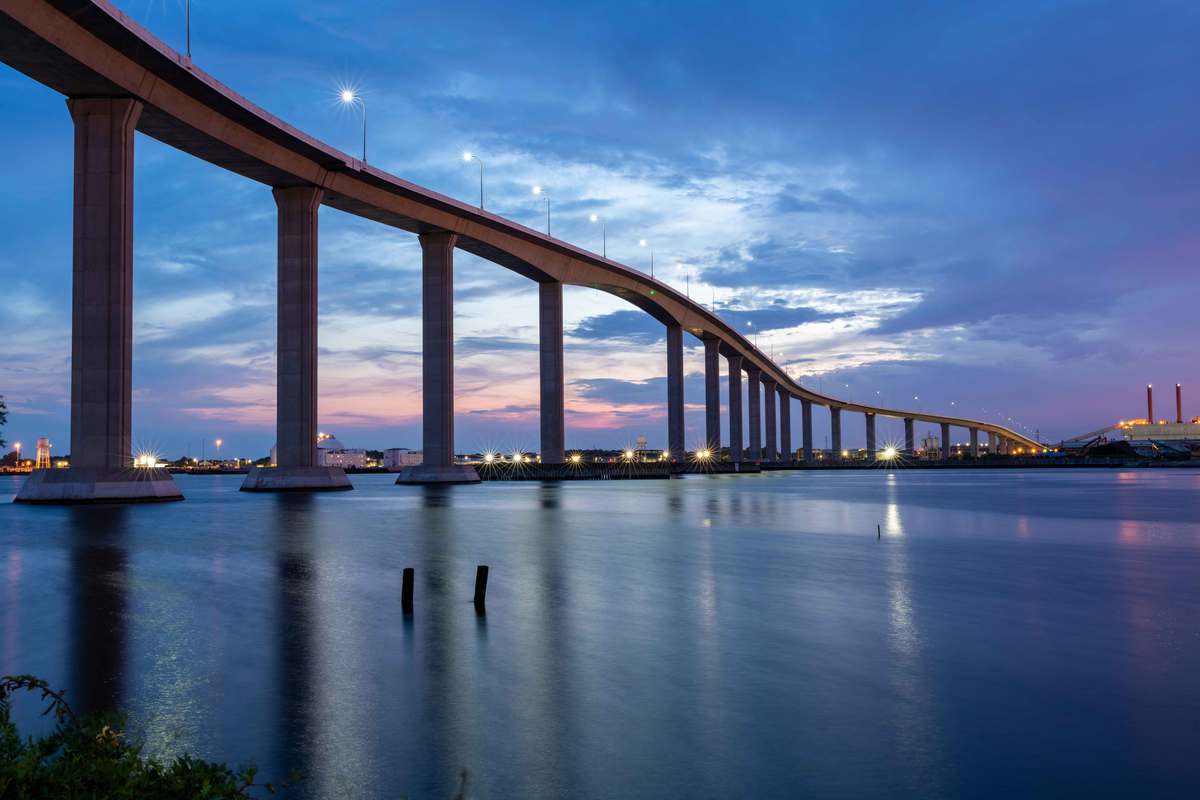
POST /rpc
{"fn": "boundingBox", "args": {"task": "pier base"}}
[14,467,183,504]
[395,465,481,484]
[240,466,352,492]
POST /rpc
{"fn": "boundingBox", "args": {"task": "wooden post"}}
[401,567,414,613]
[473,565,489,608]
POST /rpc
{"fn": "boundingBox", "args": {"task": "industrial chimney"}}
[1147,384,1154,424]
[1177,383,1183,424]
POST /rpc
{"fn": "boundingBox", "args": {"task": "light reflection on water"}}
[2,469,1200,798]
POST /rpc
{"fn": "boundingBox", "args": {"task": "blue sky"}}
[2,0,1199,457]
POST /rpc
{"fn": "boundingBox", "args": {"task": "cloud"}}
[570,309,669,346]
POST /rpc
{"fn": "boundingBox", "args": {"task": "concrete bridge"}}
[2,0,1040,502]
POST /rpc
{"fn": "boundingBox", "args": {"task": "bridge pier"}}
[666,323,685,462]
[763,377,777,461]
[970,428,980,459]
[865,413,876,460]
[830,406,842,461]
[801,399,814,463]
[747,367,762,462]
[539,281,565,464]
[18,98,180,503]
[243,186,351,492]
[904,417,915,455]
[398,233,479,484]
[941,422,952,462]
[778,387,792,462]
[704,337,721,452]
[988,431,997,454]
[727,354,743,462]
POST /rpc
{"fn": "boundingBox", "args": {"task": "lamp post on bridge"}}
[185,0,191,59]
[590,214,606,257]
[639,239,654,278]
[339,88,367,162]
[532,185,549,235]
[462,152,484,209]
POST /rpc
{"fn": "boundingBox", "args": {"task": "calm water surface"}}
[2,469,1199,798]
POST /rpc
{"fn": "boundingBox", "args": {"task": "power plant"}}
[1063,382,1200,456]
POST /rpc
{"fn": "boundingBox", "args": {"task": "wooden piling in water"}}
[473,565,489,608]
[402,567,414,612]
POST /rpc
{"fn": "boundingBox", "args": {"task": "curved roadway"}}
[0,0,1040,451]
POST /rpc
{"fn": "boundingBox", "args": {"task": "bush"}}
[0,675,299,798]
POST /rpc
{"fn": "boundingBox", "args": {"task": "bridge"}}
[2,0,1041,502]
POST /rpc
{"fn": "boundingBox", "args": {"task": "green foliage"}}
[0,675,299,799]
[0,395,7,449]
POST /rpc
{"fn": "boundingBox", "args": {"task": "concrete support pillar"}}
[396,232,479,484]
[18,98,181,503]
[244,186,351,492]
[273,186,322,470]
[970,428,980,459]
[941,422,952,462]
[904,418,915,454]
[830,407,842,460]
[539,281,565,464]
[666,323,685,463]
[778,387,792,462]
[747,367,762,462]
[762,378,777,461]
[865,413,876,460]
[704,337,721,450]
[727,354,743,462]
[801,399,814,463]
[988,431,997,454]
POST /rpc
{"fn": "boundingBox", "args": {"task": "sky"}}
[1,0,1199,458]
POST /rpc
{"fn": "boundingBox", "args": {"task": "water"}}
[2,469,1199,798]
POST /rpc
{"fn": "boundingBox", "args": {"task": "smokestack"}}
[1147,384,1154,424]
[1177,383,1183,424]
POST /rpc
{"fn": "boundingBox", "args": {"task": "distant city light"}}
[483,452,495,463]
[696,448,712,460]
[569,453,582,464]
[881,446,898,460]
[623,449,634,460]
[512,452,523,463]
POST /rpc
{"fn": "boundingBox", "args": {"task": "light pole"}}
[640,239,654,278]
[215,438,223,465]
[340,88,367,162]
[12,441,20,467]
[532,185,549,235]
[463,151,484,209]
[185,0,191,59]
[590,213,606,257]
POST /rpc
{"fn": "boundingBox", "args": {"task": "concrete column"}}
[865,413,876,460]
[830,406,842,460]
[904,418,915,454]
[727,354,743,462]
[69,98,141,470]
[704,337,721,450]
[988,431,997,454]
[763,378,777,461]
[747,367,762,462]
[666,323,685,462]
[539,281,565,464]
[778,387,792,462]
[396,232,479,483]
[970,428,980,459]
[243,186,351,492]
[801,399,814,463]
[18,98,181,503]
[941,422,952,462]
[274,186,322,470]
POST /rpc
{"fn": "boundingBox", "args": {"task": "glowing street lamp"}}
[569,453,583,464]
[639,239,655,277]
[462,151,484,209]
[530,185,551,235]
[215,438,223,464]
[12,441,20,466]
[881,446,898,461]
[590,214,606,257]
[623,449,635,461]
[339,88,367,162]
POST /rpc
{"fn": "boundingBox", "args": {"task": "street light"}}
[462,151,484,209]
[590,213,606,257]
[639,239,654,278]
[532,185,549,235]
[185,0,192,59]
[12,441,20,466]
[215,438,223,464]
[339,88,367,162]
